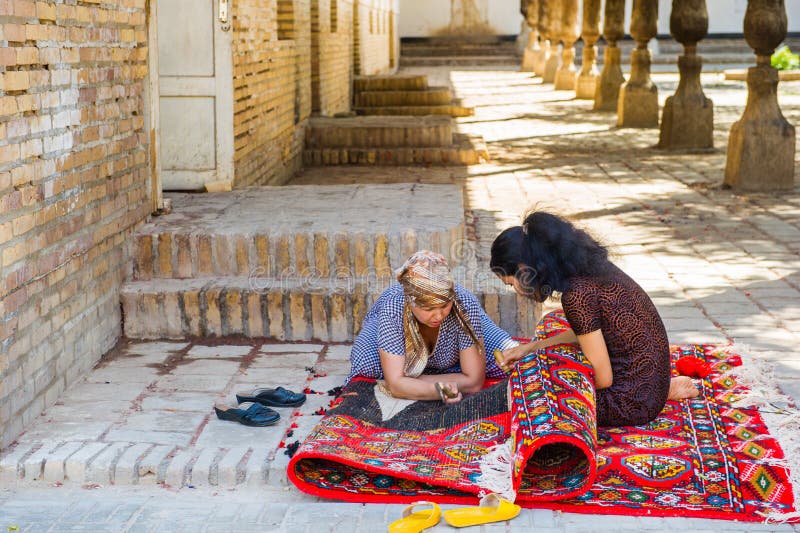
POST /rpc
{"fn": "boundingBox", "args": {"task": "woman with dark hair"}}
[346,250,518,404]
[490,212,698,427]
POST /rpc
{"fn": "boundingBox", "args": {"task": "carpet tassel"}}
[475,439,517,502]
[727,344,800,523]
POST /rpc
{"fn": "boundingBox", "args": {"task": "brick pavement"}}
[1,67,799,531]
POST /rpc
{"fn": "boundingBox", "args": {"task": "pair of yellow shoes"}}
[388,494,521,532]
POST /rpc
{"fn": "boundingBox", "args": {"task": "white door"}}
[149,0,234,191]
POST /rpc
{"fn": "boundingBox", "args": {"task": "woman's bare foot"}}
[668,376,700,401]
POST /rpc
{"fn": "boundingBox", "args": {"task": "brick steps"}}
[306,116,453,148]
[354,105,474,118]
[303,133,488,166]
[355,87,453,107]
[400,55,520,67]
[121,277,537,342]
[352,74,475,119]
[133,225,465,282]
[401,44,519,57]
[353,74,429,92]
[120,185,531,342]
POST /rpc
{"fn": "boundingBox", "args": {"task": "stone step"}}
[353,74,429,93]
[306,116,453,148]
[354,104,474,118]
[121,277,537,342]
[302,133,489,166]
[399,55,520,67]
[0,441,286,488]
[132,184,467,281]
[655,37,800,55]
[354,87,453,107]
[400,44,520,57]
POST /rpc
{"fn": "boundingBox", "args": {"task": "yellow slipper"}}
[442,493,521,528]
[388,501,441,533]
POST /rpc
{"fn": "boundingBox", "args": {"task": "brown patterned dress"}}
[561,265,671,427]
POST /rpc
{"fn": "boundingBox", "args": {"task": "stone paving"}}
[1,67,800,531]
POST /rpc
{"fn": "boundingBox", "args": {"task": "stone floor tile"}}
[259,343,324,353]
[153,374,229,392]
[249,351,320,369]
[186,344,253,359]
[169,359,241,376]
[125,341,189,356]
[121,410,207,433]
[140,392,216,412]
[324,344,352,361]
[103,428,193,447]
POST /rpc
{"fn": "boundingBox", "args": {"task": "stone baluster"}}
[658,0,713,149]
[521,0,541,72]
[594,0,626,111]
[543,0,563,83]
[618,0,659,127]
[576,0,602,99]
[533,0,550,76]
[724,0,795,190]
[555,0,580,90]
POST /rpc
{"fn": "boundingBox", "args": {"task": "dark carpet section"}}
[329,378,510,431]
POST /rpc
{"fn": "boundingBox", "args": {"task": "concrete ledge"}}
[724,68,800,81]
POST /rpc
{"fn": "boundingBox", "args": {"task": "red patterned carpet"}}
[288,343,798,522]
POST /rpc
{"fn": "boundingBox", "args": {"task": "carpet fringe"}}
[475,439,517,502]
[725,343,800,523]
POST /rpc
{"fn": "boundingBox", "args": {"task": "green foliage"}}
[771,45,800,71]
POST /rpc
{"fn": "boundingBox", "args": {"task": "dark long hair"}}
[490,212,611,301]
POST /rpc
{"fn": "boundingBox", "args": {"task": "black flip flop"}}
[214,402,280,426]
[235,387,306,407]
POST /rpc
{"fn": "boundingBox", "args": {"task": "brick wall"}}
[232,0,312,187]
[0,0,150,448]
[312,0,353,116]
[354,0,398,76]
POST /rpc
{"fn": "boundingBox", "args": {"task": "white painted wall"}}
[399,0,521,37]
[399,0,800,38]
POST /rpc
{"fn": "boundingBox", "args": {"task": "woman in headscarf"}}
[346,250,517,404]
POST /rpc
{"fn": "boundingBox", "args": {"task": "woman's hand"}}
[500,343,534,369]
[437,382,463,404]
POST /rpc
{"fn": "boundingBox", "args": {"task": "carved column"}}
[618,0,659,127]
[594,0,626,111]
[576,0,602,99]
[533,0,550,76]
[555,0,580,90]
[542,0,563,83]
[724,0,795,190]
[658,0,713,149]
[521,0,541,72]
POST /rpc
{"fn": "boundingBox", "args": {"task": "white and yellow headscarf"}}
[395,251,483,377]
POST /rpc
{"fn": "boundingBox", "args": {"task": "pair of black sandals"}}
[214,387,306,427]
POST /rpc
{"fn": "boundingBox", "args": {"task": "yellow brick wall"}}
[354,0,398,75]
[313,0,354,116]
[0,0,150,447]
[232,0,313,187]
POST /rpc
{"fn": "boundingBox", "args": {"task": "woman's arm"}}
[500,328,579,367]
[575,330,613,389]
[379,349,461,402]
[380,343,485,400]
[414,343,485,394]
